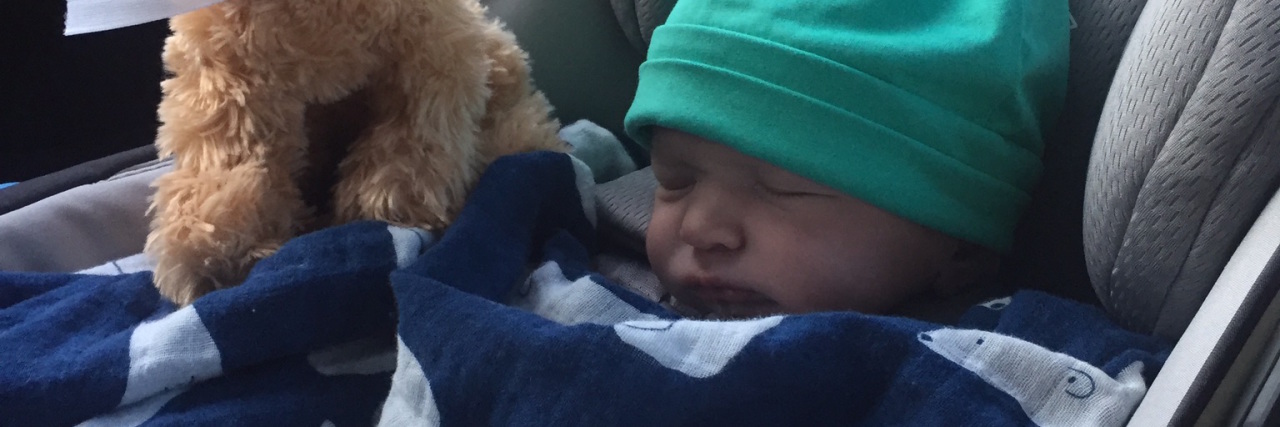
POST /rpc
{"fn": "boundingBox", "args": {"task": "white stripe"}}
[376,337,441,426]
[511,261,657,325]
[121,305,222,407]
[78,254,156,275]
[76,389,185,427]
[387,226,434,269]
[65,0,224,35]
[309,337,398,376]
[614,316,784,379]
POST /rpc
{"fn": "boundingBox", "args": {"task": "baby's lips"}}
[687,285,771,304]
[696,297,783,320]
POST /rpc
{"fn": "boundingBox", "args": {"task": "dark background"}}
[1,0,169,182]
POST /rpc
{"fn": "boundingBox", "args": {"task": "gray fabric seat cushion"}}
[1085,0,1280,340]
[0,159,168,272]
[994,0,1155,305]
[595,167,656,256]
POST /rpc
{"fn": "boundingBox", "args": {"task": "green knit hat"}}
[624,0,1070,252]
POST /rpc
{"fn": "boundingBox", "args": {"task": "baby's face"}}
[647,128,962,319]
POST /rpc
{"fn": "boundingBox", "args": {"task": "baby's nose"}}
[678,197,745,252]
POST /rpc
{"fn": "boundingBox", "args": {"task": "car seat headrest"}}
[1084,0,1280,340]
[995,0,1153,306]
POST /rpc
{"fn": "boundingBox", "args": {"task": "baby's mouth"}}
[678,279,780,319]
[688,285,766,303]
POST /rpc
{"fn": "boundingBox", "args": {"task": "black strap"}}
[0,145,157,216]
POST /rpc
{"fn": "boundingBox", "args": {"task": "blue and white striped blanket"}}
[1,152,1170,426]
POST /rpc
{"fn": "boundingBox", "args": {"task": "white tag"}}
[65,0,225,35]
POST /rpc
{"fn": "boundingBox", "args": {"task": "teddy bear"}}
[145,0,564,306]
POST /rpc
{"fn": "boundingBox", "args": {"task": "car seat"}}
[0,0,1276,424]
[505,0,1280,424]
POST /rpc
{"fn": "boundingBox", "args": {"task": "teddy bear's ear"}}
[608,0,678,55]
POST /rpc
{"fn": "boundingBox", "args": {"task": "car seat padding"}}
[996,0,1154,305]
[1086,0,1280,340]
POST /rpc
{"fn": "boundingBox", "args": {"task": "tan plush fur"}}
[146,0,564,305]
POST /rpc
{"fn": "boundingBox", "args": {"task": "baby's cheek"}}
[784,246,904,313]
[645,209,679,274]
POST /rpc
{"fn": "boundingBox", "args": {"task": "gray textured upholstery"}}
[595,167,657,256]
[1085,0,1280,340]
[609,0,677,54]
[1129,189,1280,425]
[996,0,1153,304]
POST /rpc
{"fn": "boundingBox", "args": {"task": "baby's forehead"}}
[651,129,776,170]
[651,130,831,188]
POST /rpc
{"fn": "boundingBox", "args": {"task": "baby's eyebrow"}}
[647,148,678,166]
[755,167,817,187]
[651,152,701,174]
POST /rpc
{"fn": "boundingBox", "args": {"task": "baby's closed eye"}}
[652,169,697,203]
[753,178,839,199]
[752,166,841,199]
[653,171,694,191]
[755,183,831,198]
